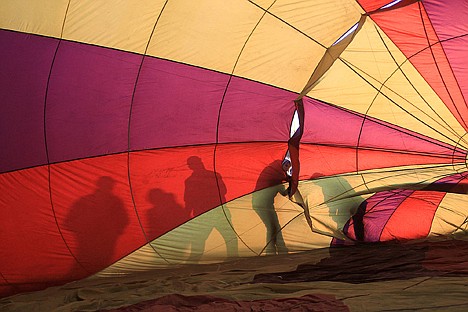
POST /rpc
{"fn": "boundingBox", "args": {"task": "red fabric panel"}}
[215,142,289,202]
[358,0,398,12]
[299,144,357,179]
[0,167,80,294]
[51,154,146,275]
[358,0,418,13]
[380,191,444,241]
[357,148,453,172]
[368,3,468,130]
[299,144,454,179]
[129,147,216,240]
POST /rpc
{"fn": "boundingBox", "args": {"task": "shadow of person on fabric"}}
[252,160,289,255]
[184,156,238,263]
[65,176,129,279]
[313,175,365,242]
[146,188,190,259]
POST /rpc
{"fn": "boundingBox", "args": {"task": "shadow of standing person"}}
[252,160,289,255]
[184,156,238,263]
[314,175,365,243]
[65,176,129,278]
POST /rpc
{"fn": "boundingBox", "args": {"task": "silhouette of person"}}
[253,160,289,255]
[65,176,129,276]
[315,175,366,244]
[184,156,238,262]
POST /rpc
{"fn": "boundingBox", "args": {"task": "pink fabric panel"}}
[301,100,361,147]
[424,0,468,115]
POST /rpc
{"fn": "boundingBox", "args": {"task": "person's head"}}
[147,188,164,204]
[187,156,204,170]
[282,159,292,172]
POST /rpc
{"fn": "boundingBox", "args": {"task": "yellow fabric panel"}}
[359,164,465,191]
[307,59,378,113]
[429,193,468,237]
[299,176,371,239]
[0,0,69,38]
[97,244,160,276]
[308,17,466,147]
[234,13,325,93]
[232,185,331,252]
[250,0,276,9]
[347,19,465,145]
[268,0,363,47]
[147,0,264,74]
[63,0,166,54]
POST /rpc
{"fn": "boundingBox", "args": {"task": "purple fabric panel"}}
[433,173,466,184]
[360,118,461,158]
[423,0,468,40]
[359,189,414,242]
[301,100,362,146]
[424,0,468,125]
[0,31,57,173]
[130,58,229,150]
[440,37,468,112]
[301,97,463,158]
[46,41,142,163]
[218,77,294,143]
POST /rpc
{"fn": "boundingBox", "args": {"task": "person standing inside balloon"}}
[252,160,289,255]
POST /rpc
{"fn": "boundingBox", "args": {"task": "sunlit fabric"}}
[1,0,467,302]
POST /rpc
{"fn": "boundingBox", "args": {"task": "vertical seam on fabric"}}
[44,0,90,274]
[213,1,280,256]
[126,0,171,264]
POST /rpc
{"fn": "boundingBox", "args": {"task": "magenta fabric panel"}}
[130,58,229,150]
[354,189,414,242]
[218,77,295,143]
[0,30,57,173]
[423,0,468,40]
[301,100,361,147]
[424,0,468,123]
[360,118,464,159]
[46,41,142,163]
[302,98,462,159]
